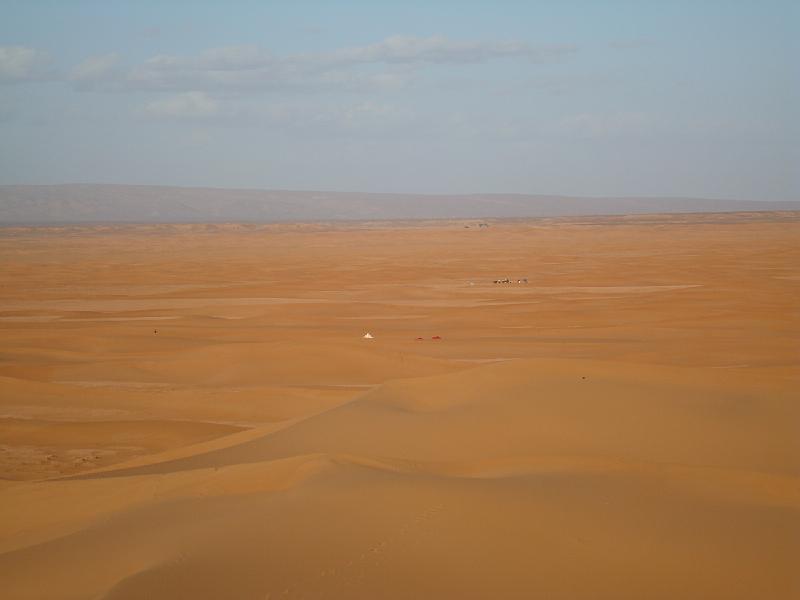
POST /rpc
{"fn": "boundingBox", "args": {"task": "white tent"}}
[362,332,374,339]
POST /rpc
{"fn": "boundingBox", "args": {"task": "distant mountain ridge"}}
[0,184,797,224]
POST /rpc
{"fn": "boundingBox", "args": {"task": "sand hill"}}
[0,212,798,598]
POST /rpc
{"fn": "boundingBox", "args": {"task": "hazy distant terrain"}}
[1,184,798,224]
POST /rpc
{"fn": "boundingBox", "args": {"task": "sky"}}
[0,0,797,199]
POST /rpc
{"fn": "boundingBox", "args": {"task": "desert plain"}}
[0,211,798,599]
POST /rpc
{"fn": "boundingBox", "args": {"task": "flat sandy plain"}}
[0,212,798,599]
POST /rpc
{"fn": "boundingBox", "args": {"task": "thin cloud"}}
[144,91,222,118]
[69,54,122,87]
[0,46,53,83]
[70,35,575,93]
[313,35,572,65]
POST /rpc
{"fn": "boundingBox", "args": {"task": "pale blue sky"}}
[0,0,797,199]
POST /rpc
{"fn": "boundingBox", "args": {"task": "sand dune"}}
[83,358,798,480]
[1,213,798,598]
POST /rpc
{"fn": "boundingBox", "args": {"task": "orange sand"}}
[0,213,798,598]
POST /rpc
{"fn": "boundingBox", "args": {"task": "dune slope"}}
[1,359,798,599]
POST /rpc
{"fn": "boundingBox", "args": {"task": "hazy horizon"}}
[2,182,798,225]
[1,1,798,201]
[1,181,796,203]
